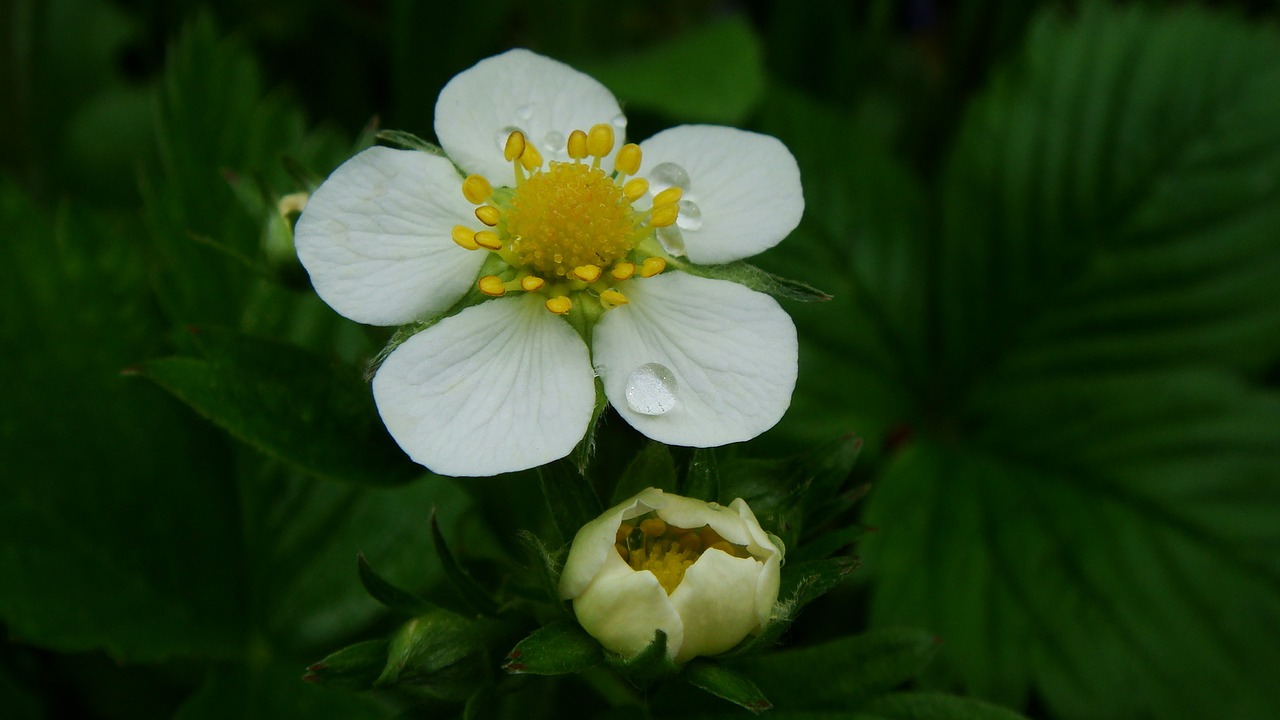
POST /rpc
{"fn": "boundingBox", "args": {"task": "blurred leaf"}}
[304,638,389,691]
[855,692,1030,720]
[174,661,391,720]
[430,509,499,616]
[357,554,437,616]
[683,660,772,714]
[538,459,603,544]
[140,329,419,487]
[861,6,1280,720]
[585,17,765,124]
[682,447,720,503]
[727,556,859,658]
[503,620,602,675]
[612,442,677,504]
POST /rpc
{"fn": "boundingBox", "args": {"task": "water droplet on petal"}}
[517,103,535,121]
[648,162,690,194]
[625,363,678,416]
[542,130,566,152]
[496,125,524,151]
[656,226,686,257]
[612,113,628,131]
[676,200,702,231]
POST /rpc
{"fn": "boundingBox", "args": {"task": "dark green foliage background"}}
[4,0,1280,718]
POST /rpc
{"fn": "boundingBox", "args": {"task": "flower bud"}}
[376,610,487,702]
[558,488,783,663]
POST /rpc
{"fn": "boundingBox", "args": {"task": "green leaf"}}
[377,611,487,702]
[683,660,772,715]
[682,448,721,503]
[584,17,765,124]
[861,5,1280,720]
[174,661,391,720]
[679,260,831,303]
[139,329,420,487]
[739,629,938,711]
[503,620,603,675]
[612,442,678,504]
[304,638,389,691]
[431,509,499,616]
[538,459,604,543]
[515,530,564,605]
[357,554,437,616]
[855,692,1030,720]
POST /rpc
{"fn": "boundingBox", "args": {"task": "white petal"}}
[669,549,765,662]
[295,147,485,326]
[371,295,595,476]
[573,554,685,660]
[593,273,798,447]
[435,49,624,181]
[639,125,803,264]
[559,489,664,600]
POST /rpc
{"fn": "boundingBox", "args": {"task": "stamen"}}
[545,296,572,315]
[520,275,545,292]
[474,231,503,250]
[623,177,649,201]
[452,225,480,251]
[640,257,666,277]
[615,143,642,175]
[462,175,493,204]
[567,130,588,160]
[600,289,629,307]
[520,143,543,171]
[611,262,636,281]
[676,533,702,553]
[587,123,615,158]
[650,204,679,228]
[504,131,526,162]
[478,275,506,297]
[616,524,635,543]
[639,518,667,536]
[653,186,683,206]
[572,264,602,283]
[475,205,501,226]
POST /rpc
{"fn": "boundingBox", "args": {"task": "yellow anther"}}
[616,524,635,543]
[611,262,636,281]
[676,533,702,553]
[473,230,503,250]
[545,296,572,314]
[567,129,588,160]
[277,192,309,216]
[478,275,507,297]
[623,177,649,202]
[600,288,629,307]
[520,275,545,292]
[504,131,526,162]
[709,541,734,555]
[639,518,667,537]
[475,205,501,226]
[653,186,683,207]
[614,143,642,175]
[650,204,679,228]
[614,543,630,562]
[699,526,725,548]
[462,175,493,204]
[451,225,480,251]
[640,257,666,278]
[520,143,543,171]
[586,123,615,158]
[573,264,602,282]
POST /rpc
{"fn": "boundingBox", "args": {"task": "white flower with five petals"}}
[295,49,803,477]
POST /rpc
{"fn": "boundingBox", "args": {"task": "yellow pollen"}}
[587,123,615,158]
[475,205,501,226]
[611,262,636,281]
[506,162,639,276]
[545,296,572,314]
[623,177,649,201]
[462,175,493,204]
[640,257,667,277]
[504,131,526,162]
[600,288,628,307]
[474,230,502,250]
[478,275,506,297]
[567,130,588,160]
[452,225,480,251]
[520,275,545,292]
[653,186,683,206]
[615,143,642,175]
[573,264,602,282]
[650,204,679,228]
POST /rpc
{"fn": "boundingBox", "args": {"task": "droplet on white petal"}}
[648,162,691,194]
[625,363,678,416]
[656,226,686,257]
[676,200,702,231]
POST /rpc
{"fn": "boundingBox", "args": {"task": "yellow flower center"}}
[451,124,680,315]
[614,516,750,595]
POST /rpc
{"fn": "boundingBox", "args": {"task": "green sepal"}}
[376,611,488,702]
[302,638,389,690]
[374,129,444,155]
[678,259,831,303]
[612,442,678,504]
[515,530,564,606]
[606,630,680,687]
[503,620,603,675]
[356,553,437,616]
[537,459,603,544]
[430,509,499,617]
[683,659,773,715]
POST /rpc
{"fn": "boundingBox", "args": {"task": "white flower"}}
[295,49,803,477]
[559,488,782,663]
